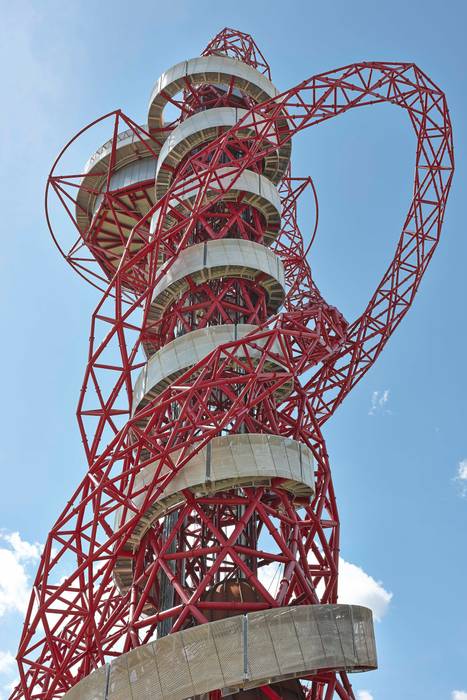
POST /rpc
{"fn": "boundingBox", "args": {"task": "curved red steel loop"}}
[11,28,453,700]
[45,110,122,291]
[45,111,169,294]
[160,59,453,418]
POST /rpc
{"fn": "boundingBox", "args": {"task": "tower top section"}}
[203,27,272,78]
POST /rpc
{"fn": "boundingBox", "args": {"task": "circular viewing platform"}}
[148,55,280,131]
[63,605,377,700]
[113,432,315,592]
[155,106,291,198]
[133,324,293,422]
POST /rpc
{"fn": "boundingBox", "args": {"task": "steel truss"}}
[12,27,453,700]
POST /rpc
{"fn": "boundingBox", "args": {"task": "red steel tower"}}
[13,28,453,700]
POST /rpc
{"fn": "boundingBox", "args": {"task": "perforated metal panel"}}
[154,107,290,199]
[133,323,291,415]
[113,432,315,590]
[148,55,279,131]
[64,664,108,700]
[63,605,377,700]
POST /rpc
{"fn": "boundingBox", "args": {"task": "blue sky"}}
[0,1,466,699]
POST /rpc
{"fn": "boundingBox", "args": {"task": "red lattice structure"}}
[12,28,453,700]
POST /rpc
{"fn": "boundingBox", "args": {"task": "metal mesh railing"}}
[64,605,376,700]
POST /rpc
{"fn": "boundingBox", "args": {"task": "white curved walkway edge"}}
[151,166,282,244]
[63,605,377,700]
[147,238,285,327]
[155,106,290,194]
[148,55,280,131]
[133,324,291,417]
[113,433,315,591]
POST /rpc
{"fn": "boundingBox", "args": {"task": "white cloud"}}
[369,389,390,415]
[357,692,374,700]
[0,652,18,700]
[258,561,282,596]
[0,531,41,617]
[452,692,467,700]
[0,651,15,675]
[1,532,41,562]
[265,552,392,622]
[455,460,467,496]
[457,460,467,480]
[338,557,392,621]
[3,677,19,698]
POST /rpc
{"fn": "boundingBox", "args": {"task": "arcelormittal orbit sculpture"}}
[12,27,453,700]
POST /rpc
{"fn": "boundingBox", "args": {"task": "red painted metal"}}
[11,28,453,700]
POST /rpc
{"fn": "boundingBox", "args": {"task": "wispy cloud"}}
[0,651,15,676]
[452,692,467,700]
[454,459,467,497]
[0,652,17,700]
[0,531,42,617]
[369,389,391,416]
[2,677,19,700]
[357,691,374,700]
[0,532,43,695]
